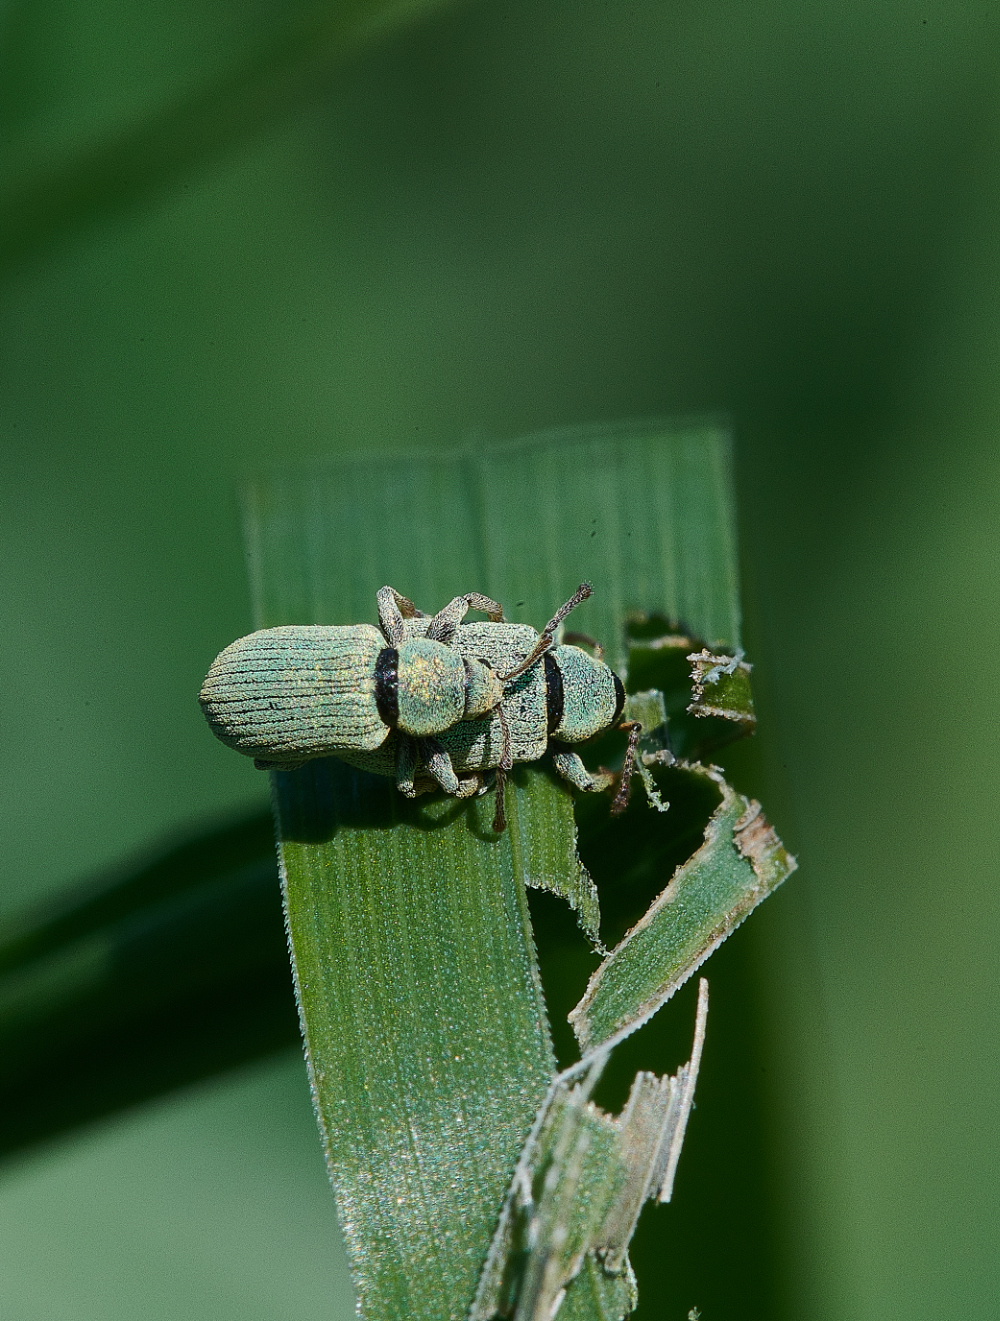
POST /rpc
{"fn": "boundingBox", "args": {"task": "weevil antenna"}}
[492,704,514,832]
[498,582,593,685]
[610,721,643,815]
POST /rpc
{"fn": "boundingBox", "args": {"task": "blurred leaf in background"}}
[1,0,999,1319]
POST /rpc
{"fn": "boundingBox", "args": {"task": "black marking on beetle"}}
[611,672,626,726]
[374,647,399,726]
[544,651,564,734]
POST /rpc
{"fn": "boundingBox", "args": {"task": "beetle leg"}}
[378,585,425,645]
[492,767,507,832]
[395,734,420,797]
[419,737,482,798]
[490,703,517,831]
[551,746,615,794]
[610,721,643,815]
[426,592,505,644]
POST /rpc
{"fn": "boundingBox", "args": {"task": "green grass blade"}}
[506,763,601,947]
[472,982,708,1321]
[478,747,797,1320]
[0,417,791,1321]
[246,419,746,1320]
[245,418,740,664]
[686,650,756,730]
[471,417,742,670]
[555,1256,637,1321]
[569,766,795,1052]
[274,759,558,1319]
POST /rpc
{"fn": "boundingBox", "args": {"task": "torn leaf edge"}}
[470,981,709,1321]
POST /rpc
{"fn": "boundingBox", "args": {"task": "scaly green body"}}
[198,624,386,763]
[337,620,548,780]
[199,584,631,828]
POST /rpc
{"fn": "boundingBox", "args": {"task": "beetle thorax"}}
[396,637,466,736]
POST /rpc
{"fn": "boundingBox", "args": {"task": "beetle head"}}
[463,657,504,719]
[544,643,625,743]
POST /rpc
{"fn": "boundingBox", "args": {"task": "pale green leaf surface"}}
[556,1256,636,1321]
[246,419,740,671]
[506,767,601,947]
[686,651,756,729]
[274,760,558,1320]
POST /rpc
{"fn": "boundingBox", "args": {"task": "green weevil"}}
[199,582,640,830]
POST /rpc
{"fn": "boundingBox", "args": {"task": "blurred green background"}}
[1,0,998,1317]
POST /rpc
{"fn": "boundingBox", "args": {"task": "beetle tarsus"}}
[395,734,419,797]
[426,591,505,643]
[610,721,643,815]
[551,746,613,793]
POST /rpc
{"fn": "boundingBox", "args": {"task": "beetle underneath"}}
[199,583,641,831]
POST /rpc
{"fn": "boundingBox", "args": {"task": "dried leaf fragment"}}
[686,649,756,730]
[471,982,709,1321]
[734,799,792,889]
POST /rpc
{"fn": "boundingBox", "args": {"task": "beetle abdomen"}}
[199,624,388,763]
